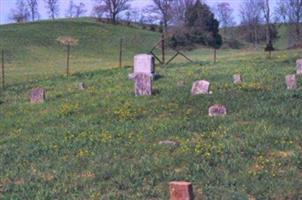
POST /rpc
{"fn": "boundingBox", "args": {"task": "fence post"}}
[161,33,165,65]
[119,38,123,68]
[1,49,4,90]
[66,44,70,76]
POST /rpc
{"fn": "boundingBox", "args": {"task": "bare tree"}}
[275,0,302,44]
[66,0,75,18]
[26,0,39,21]
[44,0,59,20]
[260,0,272,44]
[240,0,263,47]
[215,2,235,31]
[148,0,174,32]
[171,0,196,26]
[66,1,87,18]
[10,0,30,23]
[94,0,132,24]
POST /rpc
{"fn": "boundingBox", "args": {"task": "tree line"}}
[8,0,302,49]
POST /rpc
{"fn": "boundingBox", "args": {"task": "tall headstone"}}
[296,59,302,75]
[285,74,297,90]
[134,73,152,96]
[191,80,210,95]
[169,181,194,200]
[30,88,45,104]
[233,74,242,84]
[134,54,155,75]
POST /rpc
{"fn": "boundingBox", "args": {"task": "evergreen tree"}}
[169,0,222,55]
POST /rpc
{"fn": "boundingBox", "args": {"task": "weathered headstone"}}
[134,54,155,74]
[79,82,86,90]
[30,88,45,104]
[296,59,302,75]
[191,80,210,95]
[134,73,152,96]
[285,74,297,90]
[233,74,242,84]
[208,104,227,117]
[169,181,194,200]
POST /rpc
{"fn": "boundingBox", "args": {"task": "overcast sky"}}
[0,0,277,25]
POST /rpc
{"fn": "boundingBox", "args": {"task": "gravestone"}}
[129,54,155,80]
[30,88,45,104]
[191,80,210,95]
[134,73,152,96]
[169,181,194,200]
[297,59,302,75]
[79,82,86,90]
[134,54,155,74]
[233,74,242,84]
[159,140,179,147]
[285,74,297,90]
[208,104,227,117]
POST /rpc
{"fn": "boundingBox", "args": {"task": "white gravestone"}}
[191,80,210,95]
[285,74,297,90]
[129,54,155,80]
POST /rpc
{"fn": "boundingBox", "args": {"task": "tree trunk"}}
[112,13,117,24]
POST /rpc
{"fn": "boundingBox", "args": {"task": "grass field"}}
[1,19,302,199]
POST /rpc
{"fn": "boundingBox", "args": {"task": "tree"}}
[215,2,235,33]
[10,0,30,23]
[275,0,302,46]
[26,0,39,21]
[239,0,263,47]
[44,0,59,20]
[169,0,222,63]
[66,1,87,18]
[148,0,174,32]
[260,0,276,58]
[171,0,196,26]
[94,0,132,24]
[66,0,75,18]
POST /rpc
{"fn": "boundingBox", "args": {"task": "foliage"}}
[169,0,222,49]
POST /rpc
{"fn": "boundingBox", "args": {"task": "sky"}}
[0,0,277,25]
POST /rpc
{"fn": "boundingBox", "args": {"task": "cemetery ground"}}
[1,19,302,199]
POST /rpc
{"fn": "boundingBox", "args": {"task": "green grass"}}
[0,18,159,85]
[1,19,302,199]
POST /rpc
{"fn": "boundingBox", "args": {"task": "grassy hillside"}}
[1,19,302,199]
[0,18,159,85]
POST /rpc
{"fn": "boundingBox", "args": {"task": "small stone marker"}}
[191,80,210,95]
[208,104,227,117]
[233,74,242,84]
[134,73,152,96]
[79,82,86,90]
[159,140,179,147]
[30,88,45,104]
[285,74,297,90]
[169,181,194,200]
[296,59,302,75]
